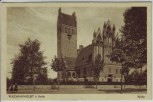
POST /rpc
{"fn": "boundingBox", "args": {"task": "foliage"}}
[11,38,47,85]
[51,56,66,90]
[7,78,12,91]
[51,56,66,72]
[35,67,48,85]
[110,7,147,90]
[126,69,147,85]
[92,54,104,79]
[120,7,147,68]
[92,54,104,89]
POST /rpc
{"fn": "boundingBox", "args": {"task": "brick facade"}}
[57,8,77,81]
[57,8,123,82]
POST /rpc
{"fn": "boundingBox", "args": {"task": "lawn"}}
[7,85,147,94]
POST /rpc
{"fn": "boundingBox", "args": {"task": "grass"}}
[7,85,147,94]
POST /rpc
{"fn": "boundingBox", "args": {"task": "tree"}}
[11,38,47,87]
[122,63,130,88]
[92,54,104,89]
[110,35,136,93]
[110,48,126,94]
[142,69,147,87]
[120,7,147,89]
[7,78,11,91]
[35,67,48,85]
[51,56,66,90]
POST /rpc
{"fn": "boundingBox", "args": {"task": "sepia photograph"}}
[1,2,152,100]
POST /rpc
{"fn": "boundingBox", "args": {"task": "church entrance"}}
[107,74,113,83]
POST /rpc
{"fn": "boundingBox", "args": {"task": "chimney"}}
[72,12,76,17]
[77,45,84,55]
[58,7,61,14]
[79,45,84,50]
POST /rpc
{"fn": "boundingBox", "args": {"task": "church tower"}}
[102,20,115,63]
[57,8,77,81]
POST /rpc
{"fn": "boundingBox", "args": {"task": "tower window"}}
[120,69,122,74]
[69,28,70,34]
[72,29,74,34]
[109,68,111,73]
[65,27,67,33]
[108,38,112,44]
[77,70,80,78]
[116,69,118,74]
[84,67,86,76]
[72,72,76,78]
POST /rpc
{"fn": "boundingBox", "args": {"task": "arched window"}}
[116,69,118,74]
[77,70,80,78]
[67,71,71,78]
[84,67,86,76]
[68,28,70,34]
[62,72,65,78]
[72,29,74,34]
[65,27,67,33]
[109,68,111,73]
[72,72,76,78]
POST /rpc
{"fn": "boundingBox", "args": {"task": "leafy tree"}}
[120,7,147,89]
[92,54,104,89]
[7,78,12,91]
[110,48,126,93]
[122,63,130,88]
[126,69,147,86]
[141,69,147,85]
[11,38,47,86]
[35,67,48,85]
[51,56,66,90]
[110,36,135,93]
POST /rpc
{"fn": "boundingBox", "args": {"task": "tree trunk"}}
[121,64,123,94]
[124,76,126,88]
[140,67,142,91]
[57,71,60,90]
[95,78,98,89]
[33,76,35,91]
[31,67,35,91]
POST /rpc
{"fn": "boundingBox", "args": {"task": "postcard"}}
[1,2,152,100]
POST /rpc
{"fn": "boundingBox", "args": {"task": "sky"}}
[7,6,128,79]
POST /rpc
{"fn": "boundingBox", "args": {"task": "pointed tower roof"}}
[97,27,101,35]
[93,30,97,37]
[58,8,76,27]
[103,21,107,28]
[107,19,110,25]
[58,7,61,14]
[113,24,115,31]
[97,33,102,39]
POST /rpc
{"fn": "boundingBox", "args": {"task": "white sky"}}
[7,7,128,79]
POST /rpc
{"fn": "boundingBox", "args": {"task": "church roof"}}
[60,13,76,27]
[76,44,93,68]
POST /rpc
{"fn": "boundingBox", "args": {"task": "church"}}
[57,8,123,82]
